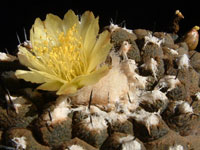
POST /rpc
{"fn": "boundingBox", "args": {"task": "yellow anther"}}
[30,24,83,81]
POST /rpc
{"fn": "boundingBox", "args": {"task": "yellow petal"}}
[16,68,66,86]
[37,81,63,91]
[87,30,112,73]
[17,47,35,68]
[30,18,47,47]
[56,83,77,95]
[15,70,46,83]
[30,14,63,47]
[78,65,109,86]
[63,10,80,33]
[80,11,99,57]
[29,68,66,83]
[18,46,46,71]
[57,65,109,95]
[44,14,63,42]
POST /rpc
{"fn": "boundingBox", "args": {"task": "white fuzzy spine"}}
[141,58,158,80]
[45,96,71,125]
[155,75,180,92]
[12,136,27,150]
[168,48,178,55]
[169,145,184,150]
[109,23,133,34]
[5,95,28,114]
[0,52,17,61]
[67,145,85,150]
[122,59,147,89]
[119,135,142,150]
[150,58,158,80]
[141,89,168,108]
[178,54,189,69]
[143,33,164,48]
[195,92,200,100]
[175,101,193,114]
[109,23,120,32]
[82,115,107,132]
[119,41,131,60]
[131,109,159,134]
[122,27,133,34]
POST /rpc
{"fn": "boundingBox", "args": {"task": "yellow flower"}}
[15,10,112,95]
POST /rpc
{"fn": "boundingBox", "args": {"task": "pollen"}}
[32,24,84,82]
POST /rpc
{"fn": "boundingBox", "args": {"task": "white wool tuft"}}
[5,95,29,113]
[114,96,138,114]
[109,23,133,34]
[0,52,10,60]
[45,96,71,124]
[72,102,137,128]
[168,48,179,55]
[119,135,141,150]
[109,23,120,32]
[134,74,148,89]
[82,115,108,131]
[122,59,147,89]
[67,145,85,150]
[0,52,17,61]
[110,51,121,66]
[12,136,27,150]
[141,89,168,105]
[195,92,200,100]
[70,105,87,113]
[150,58,158,80]
[146,113,159,126]
[156,81,168,90]
[155,75,180,92]
[107,111,128,123]
[73,105,108,119]
[119,41,132,60]
[5,95,21,112]
[131,109,159,133]
[141,58,158,80]
[122,27,133,34]
[169,145,184,150]
[119,135,134,143]
[71,55,129,106]
[140,89,168,115]
[178,54,190,69]
[72,104,133,125]
[175,101,193,114]
[143,33,164,48]
[122,140,142,150]
[89,105,108,116]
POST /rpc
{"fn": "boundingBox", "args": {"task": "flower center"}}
[32,24,85,82]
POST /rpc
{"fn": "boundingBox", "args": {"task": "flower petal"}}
[18,46,46,71]
[30,18,47,47]
[63,10,80,33]
[30,14,63,47]
[37,81,63,91]
[56,65,109,95]
[80,11,99,58]
[29,68,66,83]
[44,13,63,41]
[87,30,112,73]
[56,83,77,95]
[15,70,47,83]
